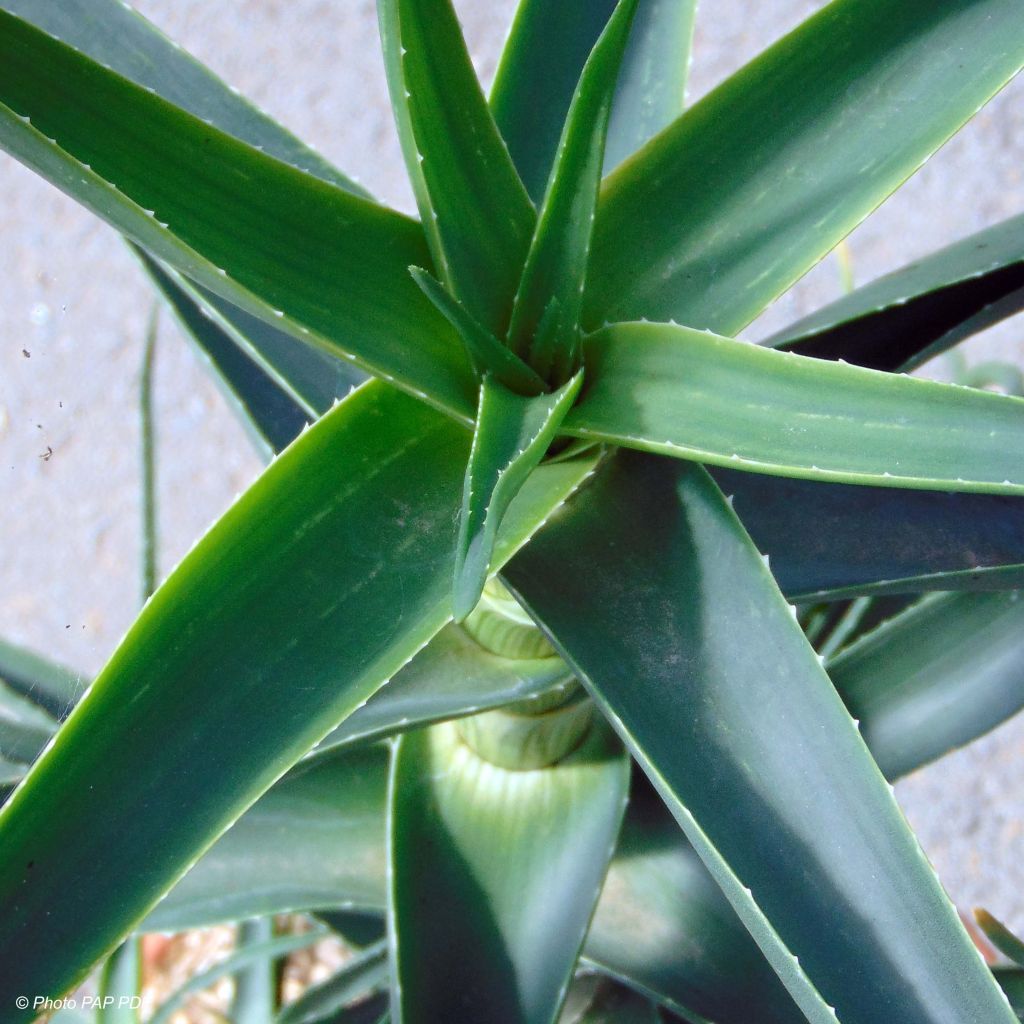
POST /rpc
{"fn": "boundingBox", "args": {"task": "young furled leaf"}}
[454,373,583,621]
[410,267,546,396]
[506,0,638,382]
[378,0,535,335]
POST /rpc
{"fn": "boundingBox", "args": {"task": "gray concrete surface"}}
[1,1,1023,930]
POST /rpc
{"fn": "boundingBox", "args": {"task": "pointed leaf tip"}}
[453,372,583,620]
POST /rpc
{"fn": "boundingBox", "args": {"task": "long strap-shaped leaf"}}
[602,0,696,173]
[388,720,629,1024]
[569,321,1024,494]
[586,0,1024,333]
[829,590,1024,780]
[506,0,637,379]
[766,212,1024,371]
[0,0,368,196]
[0,635,83,719]
[490,0,620,202]
[453,373,582,620]
[0,382,596,1009]
[0,12,474,419]
[713,468,1024,600]
[378,0,535,335]
[503,452,1018,1024]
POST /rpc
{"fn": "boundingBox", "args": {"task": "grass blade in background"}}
[389,720,628,1024]
[505,453,1018,1024]
[603,0,696,173]
[278,942,388,1024]
[586,0,1024,333]
[378,0,535,335]
[570,321,1024,494]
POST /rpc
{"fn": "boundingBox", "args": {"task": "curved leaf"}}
[378,0,535,335]
[0,635,84,719]
[504,452,1017,1024]
[586,0,1024,332]
[713,468,1024,601]
[0,382,596,1009]
[0,12,474,419]
[0,0,368,195]
[315,624,573,754]
[829,591,1024,780]
[766,212,1024,372]
[490,0,620,202]
[388,720,629,1024]
[570,321,1024,494]
[603,0,696,173]
[278,941,388,1024]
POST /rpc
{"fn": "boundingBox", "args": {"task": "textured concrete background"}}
[1,1,1023,928]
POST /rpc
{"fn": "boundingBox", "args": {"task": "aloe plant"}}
[2,0,1024,1021]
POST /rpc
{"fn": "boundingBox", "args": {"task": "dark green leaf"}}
[506,0,637,381]
[0,12,474,419]
[713,469,1024,601]
[570,321,1024,494]
[0,382,596,1008]
[586,0,1024,333]
[830,591,1024,779]
[767,212,1024,372]
[504,452,1017,1024]
[378,0,535,335]
[454,373,583,620]
[278,941,387,1024]
[490,0,620,201]
[389,720,629,1024]
[0,635,84,718]
[603,0,696,173]
[0,678,56,765]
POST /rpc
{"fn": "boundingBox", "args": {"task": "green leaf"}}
[0,382,596,1009]
[506,0,637,380]
[490,0,620,202]
[144,745,388,932]
[454,373,583,620]
[585,786,802,1024]
[98,941,141,1024]
[0,635,84,719]
[603,0,697,173]
[0,757,27,787]
[278,941,388,1024]
[410,267,546,396]
[150,928,327,1024]
[388,720,629,1024]
[829,591,1024,780]
[563,977,662,1024]
[0,12,474,419]
[713,468,1024,601]
[569,321,1024,494]
[504,452,1017,1024]
[977,911,1024,969]
[586,0,1024,332]
[994,968,1024,1022]
[314,624,573,754]
[233,919,278,1024]
[766,212,1024,372]
[378,0,535,335]
[0,0,368,196]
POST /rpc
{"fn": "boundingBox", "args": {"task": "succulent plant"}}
[1,1,1024,1022]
